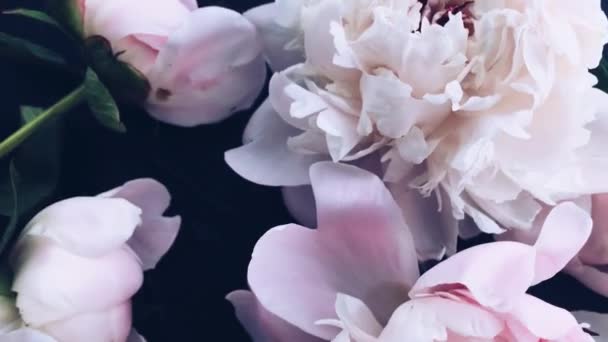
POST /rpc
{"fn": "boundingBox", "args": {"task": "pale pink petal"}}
[225,118,325,187]
[410,241,536,311]
[15,197,141,258]
[103,179,181,270]
[84,0,189,42]
[146,7,266,126]
[127,330,147,342]
[378,296,503,341]
[101,178,170,214]
[40,302,132,342]
[227,290,323,342]
[128,215,181,271]
[532,202,593,284]
[243,100,290,144]
[389,182,458,260]
[179,0,198,11]
[12,238,142,326]
[411,203,592,311]
[333,294,382,340]
[2,328,56,342]
[507,294,585,340]
[245,4,304,71]
[248,163,418,339]
[281,186,317,228]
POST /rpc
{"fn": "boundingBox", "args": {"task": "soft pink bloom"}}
[229,162,597,341]
[4,179,179,342]
[79,0,266,126]
[227,0,608,261]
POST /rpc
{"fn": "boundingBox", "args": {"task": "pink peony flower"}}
[226,0,608,260]
[229,162,597,341]
[1,179,179,342]
[78,0,267,126]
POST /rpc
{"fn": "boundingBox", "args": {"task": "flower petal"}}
[245,4,304,71]
[12,238,142,326]
[40,302,132,342]
[507,294,585,340]
[101,179,181,271]
[101,178,170,215]
[227,290,323,342]
[2,328,56,342]
[17,197,142,258]
[282,186,317,228]
[248,163,418,339]
[531,202,593,284]
[379,296,503,341]
[225,114,325,186]
[146,6,266,126]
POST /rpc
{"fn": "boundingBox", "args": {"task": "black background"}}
[1,1,608,341]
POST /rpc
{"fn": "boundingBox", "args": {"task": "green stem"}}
[0,84,86,158]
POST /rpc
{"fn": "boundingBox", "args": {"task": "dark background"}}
[0,1,608,341]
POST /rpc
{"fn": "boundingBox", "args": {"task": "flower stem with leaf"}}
[0,85,86,158]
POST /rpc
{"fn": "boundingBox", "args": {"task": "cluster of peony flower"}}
[3,0,608,340]
[222,0,608,340]
[226,0,608,293]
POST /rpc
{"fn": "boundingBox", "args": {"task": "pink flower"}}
[79,0,266,126]
[6,179,180,342]
[229,162,596,341]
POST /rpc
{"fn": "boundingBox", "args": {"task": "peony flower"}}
[226,0,608,260]
[3,179,179,342]
[78,0,267,126]
[229,162,597,341]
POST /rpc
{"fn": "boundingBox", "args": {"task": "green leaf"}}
[0,106,62,217]
[0,162,19,256]
[0,32,67,67]
[19,106,43,123]
[85,36,151,104]
[84,68,127,132]
[4,9,68,34]
[46,0,84,38]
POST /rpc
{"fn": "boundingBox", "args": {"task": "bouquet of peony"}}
[1,0,608,341]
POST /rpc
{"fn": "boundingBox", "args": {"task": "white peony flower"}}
[227,0,608,260]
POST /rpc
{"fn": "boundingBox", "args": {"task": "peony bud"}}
[75,0,266,126]
[7,179,180,342]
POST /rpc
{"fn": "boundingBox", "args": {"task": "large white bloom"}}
[227,0,608,259]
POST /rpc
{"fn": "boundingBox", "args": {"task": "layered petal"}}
[12,237,143,327]
[103,179,181,270]
[39,302,132,342]
[227,290,323,342]
[16,197,141,259]
[247,163,418,339]
[145,6,266,126]
[411,203,592,311]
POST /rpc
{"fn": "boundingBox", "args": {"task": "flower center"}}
[420,0,475,34]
